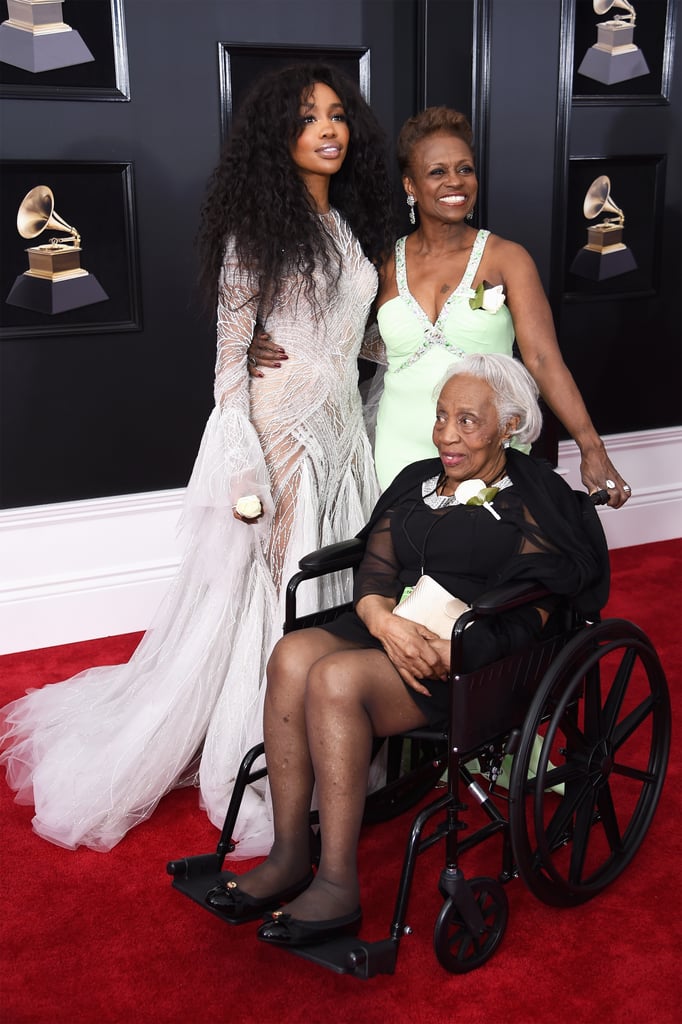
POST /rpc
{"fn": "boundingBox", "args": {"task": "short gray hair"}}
[435,353,543,445]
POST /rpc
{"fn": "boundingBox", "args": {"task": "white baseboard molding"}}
[0,489,185,655]
[1,427,680,655]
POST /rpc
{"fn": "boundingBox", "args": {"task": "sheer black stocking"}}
[272,632,428,922]
[225,628,428,917]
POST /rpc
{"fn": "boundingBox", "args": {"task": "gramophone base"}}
[6,272,108,314]
[577,45,650,86]
[569,246,637,282]
[0,23,94,72]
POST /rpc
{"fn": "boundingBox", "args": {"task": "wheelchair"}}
[168,526,671,978]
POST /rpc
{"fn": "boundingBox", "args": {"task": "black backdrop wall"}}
[1,0,680,509]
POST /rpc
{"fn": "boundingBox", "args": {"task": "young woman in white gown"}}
[0,65,395,855]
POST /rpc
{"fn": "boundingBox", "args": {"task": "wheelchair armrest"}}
[450,580,553,674]
[298,537,366,573]
[470,580,552,616]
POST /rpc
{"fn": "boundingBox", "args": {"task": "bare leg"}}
[277,647,429,922]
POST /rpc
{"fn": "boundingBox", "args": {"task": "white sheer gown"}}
[0,209,380,855]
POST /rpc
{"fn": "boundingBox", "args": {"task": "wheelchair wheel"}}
[509,619,670,907]
[433,878,509,973]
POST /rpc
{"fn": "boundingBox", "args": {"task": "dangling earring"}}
[466,208,475,222]
[406,193,416,225]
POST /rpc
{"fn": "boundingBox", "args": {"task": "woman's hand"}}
[232,509,264,525]
[356,596,444,694]
[427,639,451,679]
[378,616,446,694]
[232,495,264,525]
[579,445,631,509]
[246,328,287,378]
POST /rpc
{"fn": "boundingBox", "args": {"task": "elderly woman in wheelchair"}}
[202,352,615,948]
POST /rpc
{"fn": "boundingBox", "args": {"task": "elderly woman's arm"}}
[497,239,630,508]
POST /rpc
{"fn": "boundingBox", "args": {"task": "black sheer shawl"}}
[356,449,609,620]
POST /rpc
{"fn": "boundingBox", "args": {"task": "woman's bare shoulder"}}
[484,232,534,262]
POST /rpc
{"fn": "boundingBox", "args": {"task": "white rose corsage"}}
[234,494,263,520]
[454,479,501,520]
[469,280,506,314]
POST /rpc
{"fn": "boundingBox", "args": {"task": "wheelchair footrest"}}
[166,852,224,880]
[284,936,399,978]
[167,855,236,923]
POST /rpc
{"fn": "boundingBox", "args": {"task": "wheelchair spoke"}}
[595,783,623,854]
[568,786,598,885]
[521,758,581,795]
[601,648,636,735]
[612,694,657,750]
[582,667,603,745]
[541,777,591,851]
[555,711,587,752]
[543,762,575,790]
[612,761,656,785]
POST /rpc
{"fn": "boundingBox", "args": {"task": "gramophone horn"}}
[583,175,625,224]
[593,0,636,19]
[16,185,78,241]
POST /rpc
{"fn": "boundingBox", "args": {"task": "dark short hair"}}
[397,107,474,175]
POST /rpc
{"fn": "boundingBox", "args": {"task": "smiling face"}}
[403,131,478,224]
[290,82,350,201]
[433,374,517,491]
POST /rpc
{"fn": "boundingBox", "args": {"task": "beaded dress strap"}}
[395,230,490,336]
[392,230,490,374]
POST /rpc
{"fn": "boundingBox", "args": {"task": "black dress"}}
[323,478,548,726]
[322,452,609,728]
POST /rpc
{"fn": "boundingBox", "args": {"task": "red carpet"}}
[1,540,680,1024]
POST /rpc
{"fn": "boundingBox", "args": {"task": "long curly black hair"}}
[197,62,395,315]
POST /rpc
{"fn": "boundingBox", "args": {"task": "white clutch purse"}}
[392,574,470,640]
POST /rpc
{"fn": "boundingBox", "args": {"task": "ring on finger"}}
[247,355,257,367]
[623,484,631,492]
[605,479,616,489]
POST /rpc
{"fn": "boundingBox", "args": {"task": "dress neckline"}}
[395,229,490,332]
[421,472,512,509]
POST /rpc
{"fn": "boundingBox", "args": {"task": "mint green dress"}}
[374,230,515,489]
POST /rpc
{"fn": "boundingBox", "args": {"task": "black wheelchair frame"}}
[168,536,671,977]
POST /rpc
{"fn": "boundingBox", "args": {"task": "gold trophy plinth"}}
[586,224,625,251]
[6,185,108,314]
[0,0,94,73]
[25,244,88,280]
[577,0,649,85]
[570,176,637,281]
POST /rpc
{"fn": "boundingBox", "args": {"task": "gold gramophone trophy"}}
[6,185,108,314]
[569,175,637,281]
[0,0,94,73]
[577,0,649,85]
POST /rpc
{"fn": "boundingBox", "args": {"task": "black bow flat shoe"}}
[204,871,314,924]
[257,906,362,946]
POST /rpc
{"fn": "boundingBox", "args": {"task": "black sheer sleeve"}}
[353,511,402,605]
